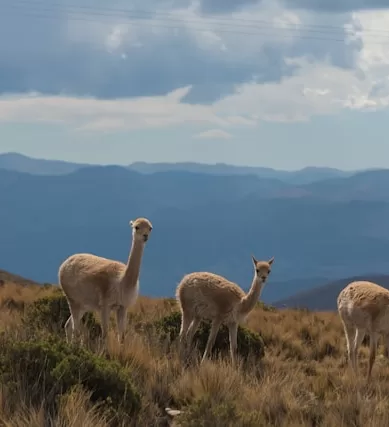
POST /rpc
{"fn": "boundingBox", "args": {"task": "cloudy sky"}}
[1,0,389,170]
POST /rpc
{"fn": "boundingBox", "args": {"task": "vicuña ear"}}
[251,254,258,265]
[268,257,275,265]
[129,220,134,227]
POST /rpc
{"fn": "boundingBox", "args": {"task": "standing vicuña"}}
[176,255,274,366]
[337,280,389,381]
[59,217,152,345]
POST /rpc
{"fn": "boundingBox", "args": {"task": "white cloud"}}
[194,129,233,139]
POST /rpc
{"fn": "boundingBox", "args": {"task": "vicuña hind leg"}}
[65,303,84,344]
[352,328,365,373]
[116,306,127,344]
[367,332,378,382]
[341,320,356,371]
[100,303,110,348]
[178,311,192,360]
[201,318,222,364]
[185,317,200,361]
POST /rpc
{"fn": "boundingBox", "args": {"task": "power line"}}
[4,0,389,36]
[1,0,389,45]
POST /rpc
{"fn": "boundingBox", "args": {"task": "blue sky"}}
[1,0,389,170]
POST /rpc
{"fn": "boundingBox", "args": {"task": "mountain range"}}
[0,152,356,184]
[1,152,389,307]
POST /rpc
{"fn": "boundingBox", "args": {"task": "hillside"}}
[0,280,388,426]
[0,269,41,287]
[1,165,389,301]
[274,274,389,311]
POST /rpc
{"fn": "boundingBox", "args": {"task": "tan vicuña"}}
[337,280,389,381]
[58,217,152,346]
[176,255,274,366]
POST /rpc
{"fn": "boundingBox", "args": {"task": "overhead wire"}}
[4,0,389,36]
[1,0,389,45]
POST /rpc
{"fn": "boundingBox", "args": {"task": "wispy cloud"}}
[194,129,233,139]
[0,87,252,132]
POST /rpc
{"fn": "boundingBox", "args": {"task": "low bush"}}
[0,335,140,422]
[23,293,101,339]
[152,311,265,361]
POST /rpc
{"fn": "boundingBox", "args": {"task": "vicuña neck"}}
[122,238,145,287]
[239,275,265,315]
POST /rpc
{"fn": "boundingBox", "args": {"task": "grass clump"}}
[153,311,265,361]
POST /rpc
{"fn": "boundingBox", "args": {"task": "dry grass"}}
[1,277,389,426]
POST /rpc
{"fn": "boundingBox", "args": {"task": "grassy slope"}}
[1,270,389,426]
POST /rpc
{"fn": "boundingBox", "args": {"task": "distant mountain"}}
[304,169,389,202]
[1,165,389,302]
[273,275,389,311]
[0,152,91,175]
[0,152,357,184]
[128,161,354,184]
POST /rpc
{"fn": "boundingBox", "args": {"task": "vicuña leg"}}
[384,333,389,358]
[341,320,356,371]
[352,328,365,373]
[201,318,222,364]
[367,332,378,381]
[228,322,238,367]
[65,303,84,344]
[185,317,200,360]
[100,304,110,347]
[116,306,127,344]
[178,311,193,358]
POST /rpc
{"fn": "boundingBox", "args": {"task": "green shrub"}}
[0,335,140,422]
[256,301,276,312]
[23,293,101,339]
[152,311,265,361]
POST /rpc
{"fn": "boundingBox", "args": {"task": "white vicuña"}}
[337,280,389,380]
[58,217,152,345]
[176,255,274,366]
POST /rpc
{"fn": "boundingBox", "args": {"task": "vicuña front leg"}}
[228,323,238,367]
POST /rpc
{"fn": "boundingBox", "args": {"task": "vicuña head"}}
[130,217,153,243]
[176,254,274,367]
[252,255,273,282]
[59,216,153,347]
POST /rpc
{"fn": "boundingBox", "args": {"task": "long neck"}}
[239,275,265,315]
[122,238,145,288]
